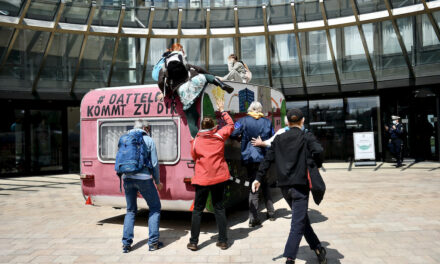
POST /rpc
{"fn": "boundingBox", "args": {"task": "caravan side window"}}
[99,119,179,164]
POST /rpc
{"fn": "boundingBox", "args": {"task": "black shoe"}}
[216,242,228,250]
[285,258,295,264]
[122,244,131,253]
[187,242,198,251]
[148,241,164,251]
[213,78,234,94]
[315,246,327,264]
[248,219,261,227]
[267,213,275,221]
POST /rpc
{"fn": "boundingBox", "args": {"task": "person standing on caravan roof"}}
[187,99,234,251]
[230,101,275,227]
[252,109,327,264]
[115,119,163,253]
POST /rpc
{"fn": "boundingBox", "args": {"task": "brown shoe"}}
[216,242,228,250]
[187,242,198,251]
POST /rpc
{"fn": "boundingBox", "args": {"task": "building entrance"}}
[381,88,439,162]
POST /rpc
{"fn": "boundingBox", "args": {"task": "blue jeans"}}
[281,185,321,259]
[122,178,161,246]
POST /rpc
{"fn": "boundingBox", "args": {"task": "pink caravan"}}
[80,82,286,211]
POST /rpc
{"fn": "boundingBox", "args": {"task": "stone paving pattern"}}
[0,162,439,264]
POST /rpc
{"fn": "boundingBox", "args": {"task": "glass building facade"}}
[0,0,439,175]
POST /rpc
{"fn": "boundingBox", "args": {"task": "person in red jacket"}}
[187,99,234,251]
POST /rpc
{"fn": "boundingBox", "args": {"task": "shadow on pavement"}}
[309,208,329,224]
[272,241,344,264]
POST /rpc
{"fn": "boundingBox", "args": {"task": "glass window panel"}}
[238,6,263,26]
[38,33,84,91]
[208,0,235,7]
[0,29,50,90]
[362,21,410,80]
[181,9,206,28]
[324,0,353,19]
[390,0,418,8]
[413,14,440,76]
[294,1,322,22]
[301,31,337,85]
[60,2,90,24]
[0,27,14,63]
[92,6,121,26]
[345,96,381,158]
[0,107,26,174]
[67,107,80,173]
[270,33,302,89]
[180,38,205,66]
[236,0,265,6]
[30,110,63,172]
[308,99,345,160]
[208,37,234,77]
[111,37,145,87]
[144,38,176,84]
[355,0,386,14]
[75,35,116,90]
[267,3,292,25]
[240,36,269,85]
[26,0,59,21]
[0,0,24,17]
[99,119,179,163]
[331,26,372,83]
[152,8,179,28]
[210,7,235,28]
[396,16,414,54]
[123,7,151,28]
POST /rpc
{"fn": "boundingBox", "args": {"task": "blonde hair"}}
[247,101,263,113]
[134,119,149,129]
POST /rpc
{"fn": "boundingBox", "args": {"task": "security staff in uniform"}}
[385,115,404,167]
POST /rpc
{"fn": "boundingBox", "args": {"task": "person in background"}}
[187,99,234,251]
[120,120,163,253]
[219,54,251,83]
[252,108,327,264]
[230,101,275,227]
[385,115,404,167]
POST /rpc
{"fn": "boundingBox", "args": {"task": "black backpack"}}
[164,52,188,88]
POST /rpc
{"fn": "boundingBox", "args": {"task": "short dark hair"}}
[201,117,215,129]
[287,108,304,123]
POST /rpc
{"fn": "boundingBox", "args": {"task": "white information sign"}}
[353,132,376,161]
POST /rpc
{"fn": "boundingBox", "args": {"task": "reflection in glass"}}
[92,6,121,26]
[60,2,90,24]
[363,21,410,79]
[413,14,440,75]
[111,37,145,87]
[144,38,176,84]
[181,9,206,29]
[308,99,345,160]
[355,0,386,14]
[396,17,414,55]
[0,108,25,174]
[345,96,380,158]
[0,27,14,62]
[267,3,292,25]
[75,35,116,89]
[294,1,322,22]
[0,0,23,17]
[210,7,235,28]
[39,33,84,91]
[330,26,372,83]
[270,34,302,89]
[238,6,263,26]
[240,36,269,85]
[208,37,234,76]
[152,8,179,28]
[123,7,151,28]
[26,0,59,21]
[302,31,337,86]
[30,110,63,172]
[324,0,353,19]
[0,29,50,90]
[180,38,206,66]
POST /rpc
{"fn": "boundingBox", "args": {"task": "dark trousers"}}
[246,163,275,221]
[184,102,199,138]
[389,139,403,165]
[190,182,228,244]
[281,185,321,259]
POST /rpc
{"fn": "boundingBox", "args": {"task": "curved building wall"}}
[0,0,438,98]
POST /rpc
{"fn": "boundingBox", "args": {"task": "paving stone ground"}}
[0,161,439,264]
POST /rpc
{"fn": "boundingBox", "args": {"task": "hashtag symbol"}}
[97,96,105,104]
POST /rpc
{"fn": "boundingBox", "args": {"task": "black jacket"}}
[158,64,209,96]
[256,127,323,187]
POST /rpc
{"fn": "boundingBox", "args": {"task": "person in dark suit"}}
[252,108,327,264]
[385,115,404,167]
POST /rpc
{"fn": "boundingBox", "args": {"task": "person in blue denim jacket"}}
[121,119,163,253]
